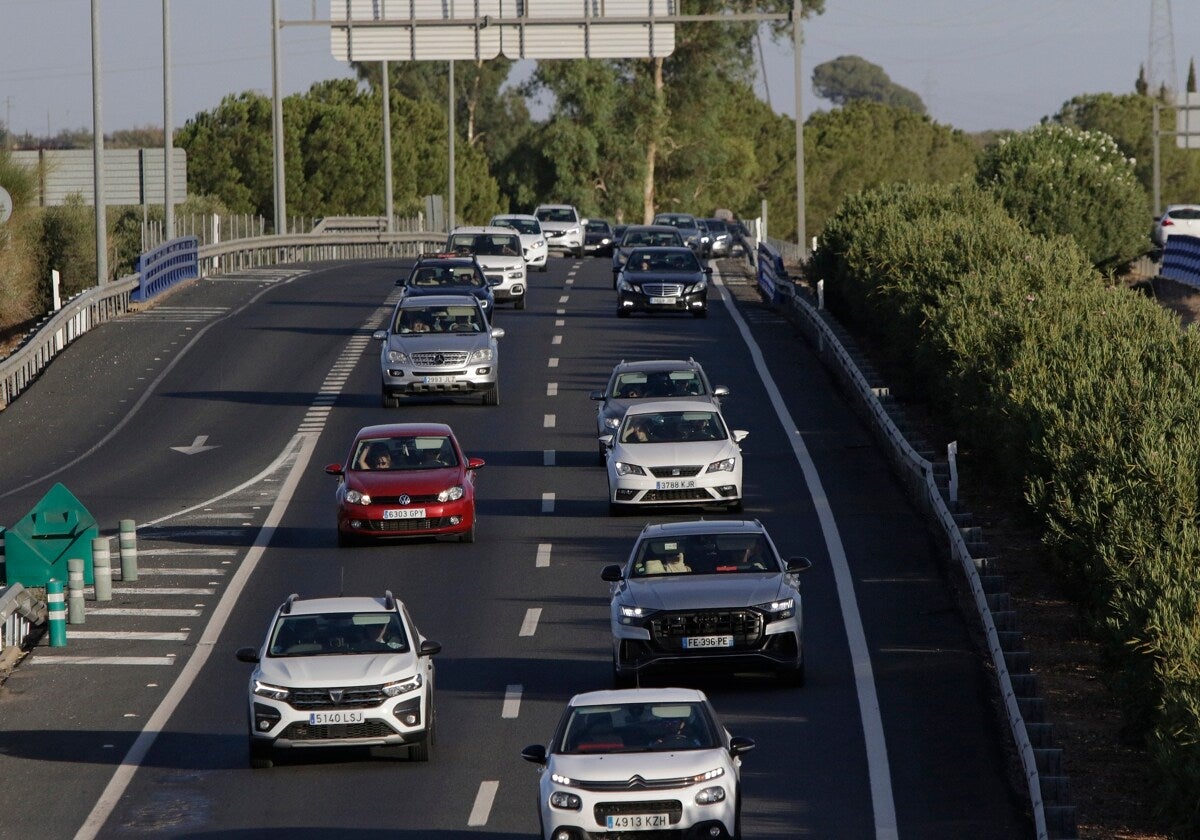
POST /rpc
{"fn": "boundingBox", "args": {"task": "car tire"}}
[780,658,806,688]
[249,738,274,769]
[382,391,397,408]
[539,263,548,273]
[336,530,358,548]
[609,502,627,517]
[515,295,526,310]
[597,444,608,466]
[575,246,585,259]
[617,307,630,318]
[693,307,708,319]
[483,383,500,406]
[410,698,433,762]
[459,516,476,543]
[733,796,743,840]
[612,660,636,689]
[726,499,743,513]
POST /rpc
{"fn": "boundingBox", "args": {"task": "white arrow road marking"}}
[170,435,217,455]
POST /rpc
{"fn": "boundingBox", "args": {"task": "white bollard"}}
[92,537,112,601]
[119,519,139,582]
[67,558,86,624]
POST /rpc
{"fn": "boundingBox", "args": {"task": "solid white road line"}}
[713,267,899,839]
[65,632,189,642]
[536,544,552,567]
[502,685,523,718]
[467,781,500,826]
[519,608,542,637]
[109,588,214,596]
[135,568,227,576]
[87,609,202,617]
[31,657,175,666]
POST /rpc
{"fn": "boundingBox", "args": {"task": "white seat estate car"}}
[521,687,754,840]
[446,226,528,308]
[602,400,747,513]
[235,591,441,768]
[534,203,586,258]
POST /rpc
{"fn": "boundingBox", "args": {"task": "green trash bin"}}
[1,483,97,587]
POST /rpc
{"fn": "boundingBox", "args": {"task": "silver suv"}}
[534,204,586,258]
[373,294,504,406]
[602,520,812,687]
[235,591,441,768]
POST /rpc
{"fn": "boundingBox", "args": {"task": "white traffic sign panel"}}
[0,186,12,224]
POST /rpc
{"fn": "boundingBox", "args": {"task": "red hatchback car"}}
[325,423,484,545]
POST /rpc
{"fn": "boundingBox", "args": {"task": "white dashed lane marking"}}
[519,608,542,637]
[543,450,555,466]
[544,414,556,428]
[541,493,555,513]
[547,382,558,396]
[536,544,552,567]
[502,685,523,718]
[468,781,500,827]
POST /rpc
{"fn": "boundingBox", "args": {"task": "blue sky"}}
[1,0,1197,137]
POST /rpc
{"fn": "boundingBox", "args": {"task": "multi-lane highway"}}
[0,255,1031,838]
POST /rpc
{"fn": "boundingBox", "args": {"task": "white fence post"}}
[948,441,959,505]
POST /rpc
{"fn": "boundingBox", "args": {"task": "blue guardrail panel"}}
[133,236,200,303]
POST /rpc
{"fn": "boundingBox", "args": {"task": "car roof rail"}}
[384,590,396,610]
[281,593,301,614]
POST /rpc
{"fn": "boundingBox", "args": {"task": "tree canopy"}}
[812,55,926,114]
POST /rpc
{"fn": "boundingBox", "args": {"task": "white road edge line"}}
[74,432,319,840]
[519,608,542,637]
[713,266,899,839]
[468,780,500,826]
[502,684,523,718]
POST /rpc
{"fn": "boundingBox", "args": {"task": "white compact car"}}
[602,400,747,513]
[603,519,812,687]
[490,213,549,272]
[235,591,441,768]
[534,204,586,258]
[521,687,754,840]
[447,226,528,308]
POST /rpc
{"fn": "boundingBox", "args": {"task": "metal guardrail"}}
[755,241,1050,840]
[0,582,47,673]
[1161,233,1200,287]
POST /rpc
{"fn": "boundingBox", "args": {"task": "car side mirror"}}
[786,556,813,573]
[729,736,756,758]
[418,639,442,657]
[601,564,623,582]
[466,457,486,470]
[713,386,730,398]
[704,266,713,276]
[324,463,344,477]
[733,430,750,443]
[599,434,614,448]
[372,329,388,341]
[491,327,505,339]
[580,218,589,226]
[521,744,547,765]
[488,276,502,286]
[235,646,260,664]
[589,390,605,401]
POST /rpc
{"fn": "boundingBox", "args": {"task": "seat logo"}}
[328,689,344,703]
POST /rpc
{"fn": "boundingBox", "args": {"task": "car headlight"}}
[549,791,582,810]
[382,673,422,697]
[755,597,796,619]
[696,785,726,805]
[617,278,633,292]
[469,347,494,362]
[551,772,575,786]
[438,485,464,502]
[507,269,523,279]
[387,350,411,364]
[614,461,646,476]
[603,416,621,429]
[618,604,654,624]
[345,489,372,505]
[253,680,290,701]
[706,457,736,473]
[535,239,545,248]
[567,227,580,237]
[687,279,708,293]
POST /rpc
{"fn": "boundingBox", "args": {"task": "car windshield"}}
[393,304,483,335]
[625,250,701,273]
[557,701,720,754]
[352,435,459,470]
[268,611,409,656]
[622,229,682,248]
[619,410,725,444]
[654,215,697,230]
[449,234,521,257]
[536,208,576,223]
[609,370,705,399]
[586,220,611,232]
[494,218,540,235]
[409,265,485,289]
[629,533,777,577]
[1167,208,1200,221]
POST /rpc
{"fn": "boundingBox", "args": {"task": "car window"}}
[472,234,521,256]
[557,702,719,754]
[630,533,777,577]
[1169,208,1200,221]
[494,218,539,235]
[268,611,410,656]
[536,208,575,223]
[619,411,725,444]
[352,435,458,470]
[612,371,703,399]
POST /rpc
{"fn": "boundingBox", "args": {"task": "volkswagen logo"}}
[398,494,411,505]
[328,689,344,703]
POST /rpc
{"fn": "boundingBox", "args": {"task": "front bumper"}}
[247,686,430,749]
[337,497,475,539]
[539,781,736,840]
[545,231,583,253]
[609,469,740,507]
[618,288,707,315]
[612,611,802,677]
[381,365,497,396]
[492,281,526,303]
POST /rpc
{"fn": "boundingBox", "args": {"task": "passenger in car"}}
[623,417,652,443]
[663,551,691,573]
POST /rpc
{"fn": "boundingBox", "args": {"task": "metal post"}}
[119,518,138,581]
[817,278,824,310]
[67,558,86,624]
[948,441,959,505]
[382,60,395,233]
[792,1,805,256]
[162,0,174,241]
[447,60,455,232]
[47,579,67,647]
[271,0,287,234]
[90,0,108,285]
[1153,102,1162,218]
[92,536,112,601]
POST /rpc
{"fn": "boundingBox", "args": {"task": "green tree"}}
[812,55,926,114]
[976,124,1149,271]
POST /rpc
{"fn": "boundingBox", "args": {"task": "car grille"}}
[370,493,441,504]
[650,609,763,652]
[638,283,686,297]
[649,465,702,478]
[546,230,566,238]
[410,351,469,366]
[575,775,696,792]
[279,719,395,741]
[484,272,504,284]
[366,517,454,533]
[288,685,387,710]
[593,800,682,824]
[640,488,713,502]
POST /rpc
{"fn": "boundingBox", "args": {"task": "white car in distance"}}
[603,400,747,514]
[490,213,549,272]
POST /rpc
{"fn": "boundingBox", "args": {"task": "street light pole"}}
[90,0,108,284]
[163,0,174,241]
[792,1,805,255]
[271,0,287,234]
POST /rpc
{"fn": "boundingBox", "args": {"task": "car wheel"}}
[693,307,708,319]
[733,796,743,840]
[609,502,627,517]
[410,698,433,761]
[597,443,608,466]
[249,738,274,769]
[780,658,806,688]
[483,383,500,406]
[515,295,526,310]
[617,307,630,318]
[575,246,585,259]
[336,529,358,548]
[539,263,548,273]
[382,390,397,408]
[612,660,636,689]
[727,499,743,513]
[459,516,476,544]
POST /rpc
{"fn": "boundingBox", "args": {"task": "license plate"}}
[422,375,457,384]
[684,635,734,649]
[655,479,696,490]
[383,508,426,520]
[605,814,670,830]
[308,710,364,725]
[649,296,677,305]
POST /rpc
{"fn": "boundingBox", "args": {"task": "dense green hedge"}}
[812,179,1200,835]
